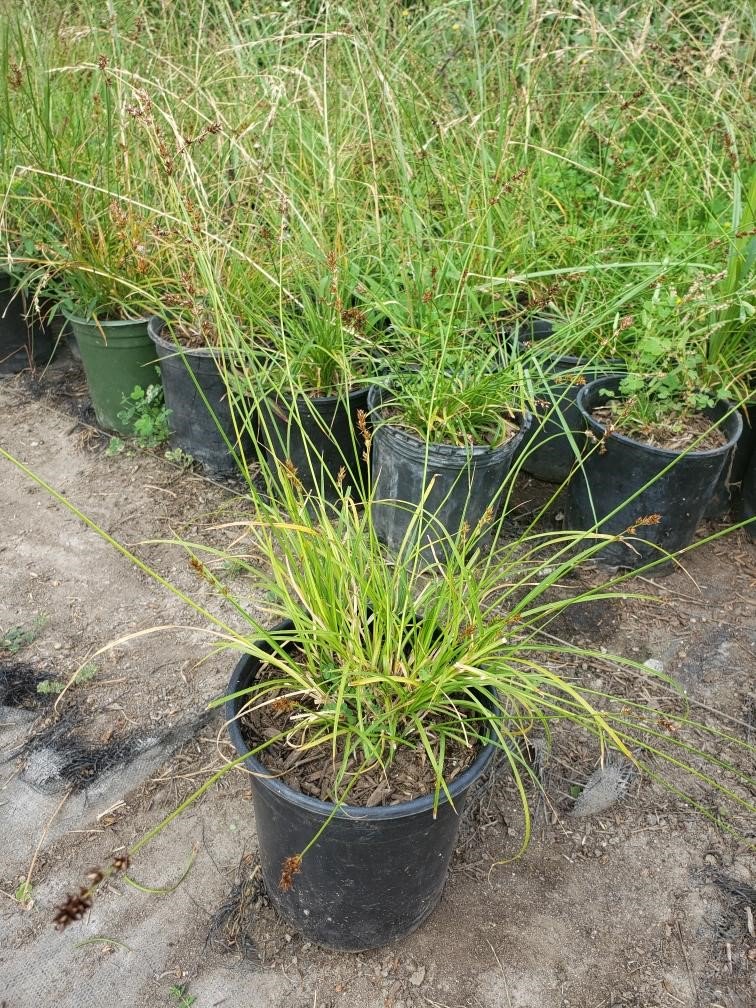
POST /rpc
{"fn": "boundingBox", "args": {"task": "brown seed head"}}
[279,854,302,892]
[356,409,372,461]
[53,889,93,931]
[281,459,304,494]
[8,63,23,90]
[111,853,130,873]
[271,697,297,715]
[189,556,212,582]
[625,514,662,536]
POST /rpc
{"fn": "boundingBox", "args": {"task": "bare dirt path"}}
[0,355,753,1008]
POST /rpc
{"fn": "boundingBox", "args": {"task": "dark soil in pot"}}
[368,385,528,561]
[0,274,58,375]
[66,312,156,433]
[225,623,496,952]
[564,375,743,569]
[148,317,250,476]
[257,384,371,504]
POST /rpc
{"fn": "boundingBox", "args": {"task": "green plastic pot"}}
[66,313,156,433]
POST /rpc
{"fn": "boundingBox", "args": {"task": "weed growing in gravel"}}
[0,615,46,654]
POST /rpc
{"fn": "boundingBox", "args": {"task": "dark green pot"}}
[66,313,156,433]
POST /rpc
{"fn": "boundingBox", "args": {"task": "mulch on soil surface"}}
[592,405,728,451]
[237,673,482,806]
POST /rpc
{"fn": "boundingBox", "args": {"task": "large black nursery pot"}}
[226,625,496,952]
[67,311,155,433]
[368,384,528,559]
[0,273,58,375]
[740,407,756,541]
[258,384,370,503]
[565,375,744,568]
[704,405,755,518]
[513,317,620,483]
[519,353,622,483]
[741,453,756,542]
[148,317,248,475]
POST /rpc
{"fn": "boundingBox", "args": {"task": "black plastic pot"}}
[565,376,744,568]
[704,407,755,518]
[0,273,57,375]
[257,385,370,502]
[368,385,528,559]
[225,625,496,951]
[739,407,756,541]
[518,354,622,482]
[741,450,756,541]
[509,317,622,483]
[148,317,249,475]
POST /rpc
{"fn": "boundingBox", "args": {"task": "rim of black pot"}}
[576,375,744,457]
[148,315,227,358]
[225,628,497,823]
[511,314,629,371]
[269,380,370,409]
[512,314,558,344]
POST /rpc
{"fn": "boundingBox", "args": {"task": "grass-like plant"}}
[0,0,754,929]
[1,446,753,919]
[371,339,527,448]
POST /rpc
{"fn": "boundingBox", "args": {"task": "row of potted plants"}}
[1,0,754,953]
[4,244,755,561]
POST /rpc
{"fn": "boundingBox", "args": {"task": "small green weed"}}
[106,436,126,456]
[37,662,98,695]
[164,447,194,468]
[168,985,196,1008]
[1,616,47,654]
[14,880,33,906]
[117,382,171,448]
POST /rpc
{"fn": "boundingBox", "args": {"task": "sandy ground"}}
[0,350,754,1008]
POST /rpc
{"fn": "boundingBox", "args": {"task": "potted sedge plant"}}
[0,36,72,375]
[144,232,283,477]
[367,331,531,560]
[508,164,754,487]
[16,469,753,951]
[20,193,173,435]
[703,168,756,517]
[249,262,388,504]
[4,37,227,435]
[0,266,59,375]
[0,31,165,432]
[512,272,658,485]
[564,279,749,568]
[358,248,534,557]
